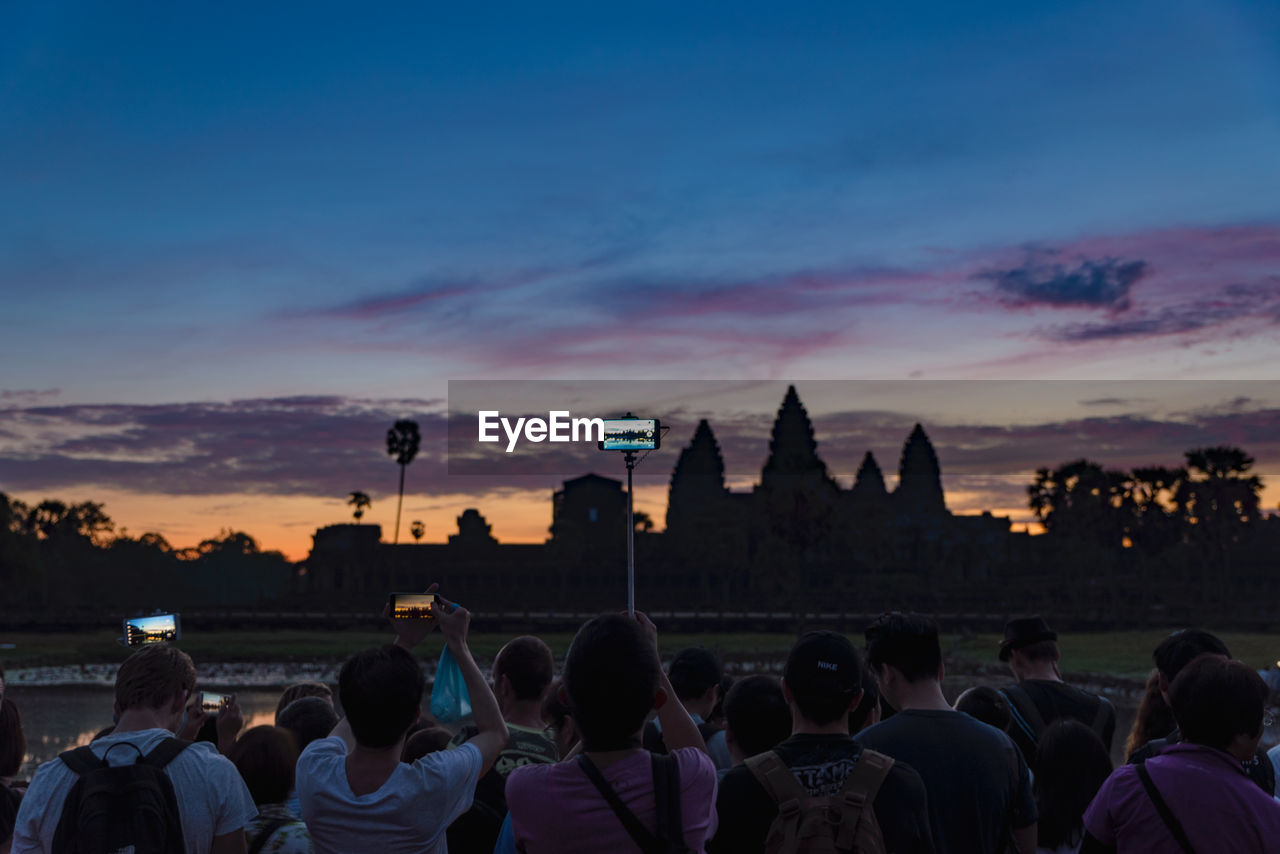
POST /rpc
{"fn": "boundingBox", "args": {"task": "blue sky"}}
[2,1,1278,553]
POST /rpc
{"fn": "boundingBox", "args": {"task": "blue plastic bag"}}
[430,644,473,722]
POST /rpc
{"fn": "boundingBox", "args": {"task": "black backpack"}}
[51,738,188,854]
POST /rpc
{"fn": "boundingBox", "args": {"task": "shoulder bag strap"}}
[58,746,108,776]
[1135,763,1196,854]
[576,755,662,854]
[651,753,687,852]
[142,737,190,769]
[1000,686,1047,744]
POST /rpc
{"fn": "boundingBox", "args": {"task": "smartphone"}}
[598,418,660,451]
[388,592,439,620]
[200,692,231,713]
[123,613,181,647]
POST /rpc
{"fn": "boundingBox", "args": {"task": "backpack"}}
[745,748,893,854]
[1001,685,1112,753]
[577,753,696,854]
[51,738,189,854]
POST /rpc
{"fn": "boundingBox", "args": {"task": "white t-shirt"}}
[296,736,483,854]
[12,728,257,854]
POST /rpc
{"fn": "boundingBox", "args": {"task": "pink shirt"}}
[506,747,718,853]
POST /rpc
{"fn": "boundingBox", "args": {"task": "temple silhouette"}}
[303,386,1030,613]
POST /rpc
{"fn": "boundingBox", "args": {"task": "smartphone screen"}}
[389,593,438,620]
[599,418,660,451]
[200,692,230,713]
[123,613,181,647]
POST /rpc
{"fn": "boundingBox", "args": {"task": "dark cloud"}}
[978,253,1147,310]
[1045,282,1280,342]
[0,389,61,407]
[1079,397,1146,407]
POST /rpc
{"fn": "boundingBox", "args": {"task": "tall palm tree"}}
[347,491,372,522]
[386,419,421,544]
[410,520,425,542]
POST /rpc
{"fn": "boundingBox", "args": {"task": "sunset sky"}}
[2,2,1279,559]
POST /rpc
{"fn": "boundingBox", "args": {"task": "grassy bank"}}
[3,628,1277,678]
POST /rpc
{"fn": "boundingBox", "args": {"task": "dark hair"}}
[227,725,298,806]
[494,636,555,702]
[709,674,734,726]
[1016,640,1060,664]
[277,696,339,752]
[542,678,571,728]
[0,698,26,778]
[1035,720,1112,849]
[667,648,721,702]
[338,645,425,748]
[864,612,942,683]
[1169,656,1268,752]
[954,686,1011,732]
[563,614,659,751]
[115,644,196,712]
[1125,669,1175,761]
[1152,629,1229,683]
[724,675,791,759]
[402,726,453,763]
[849,655,881,733]
[275,681,333,720]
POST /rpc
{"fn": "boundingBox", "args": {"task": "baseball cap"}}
[784,631,862,699]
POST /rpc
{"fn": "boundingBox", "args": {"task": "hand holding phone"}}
[387,584,441,651]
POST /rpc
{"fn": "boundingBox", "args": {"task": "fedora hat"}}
[999,616,1058,662]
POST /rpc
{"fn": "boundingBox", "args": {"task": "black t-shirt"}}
[446,724,558,854]
[708,733,934,854]
[1129,727,1275,796]
[854,709,1036,854]
[1002,679,1116,766]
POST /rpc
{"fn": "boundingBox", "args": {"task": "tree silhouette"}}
[1176,446,1262,599]
[347,491,372,521]
[386,420,421,544]
[633,511,654,533]
[410,520,425,542]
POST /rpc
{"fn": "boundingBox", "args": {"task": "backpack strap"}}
[651,753,686,852]
[248,816,294,854]
[1135,763,1196,854]
[576,755,662,854]
[141,738,190,769]
[745,751,807,853]
[58,746,108,777]
[1000,686,1047,745]
[1091,696,1114,743]
[833,748,893,850]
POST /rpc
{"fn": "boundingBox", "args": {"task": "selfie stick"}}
[624,449,637,616]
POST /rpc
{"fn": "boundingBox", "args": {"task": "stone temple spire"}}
[850,451,888,504]
[895,423,946,516]
[761,385,832,488]
[666,419,728,534]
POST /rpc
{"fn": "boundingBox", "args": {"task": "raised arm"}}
[436,598,509,774]
[634,611,707,754]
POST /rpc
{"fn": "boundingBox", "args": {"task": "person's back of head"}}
[277,696,339,753]
[227,725,298,806]
[723,675,791,761]
[338,645,425,749]
[1125,669,1175,760]
[1152,629,1229,684]
[401,726,453,763]
[1034,719,1112,850]
[954,686,1011,732]
[493,636,555,703]
[115,643,196,714]
[864,612,942,683]
[563,614,660,751]
[667,647,721,704]
[1168,655,1268,755]
[275,681,333,721]
[783,631,863,727]
[0,698,25,779]
[848,657,881,733]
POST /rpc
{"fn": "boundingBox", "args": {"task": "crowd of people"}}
[2,591,1280,853]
